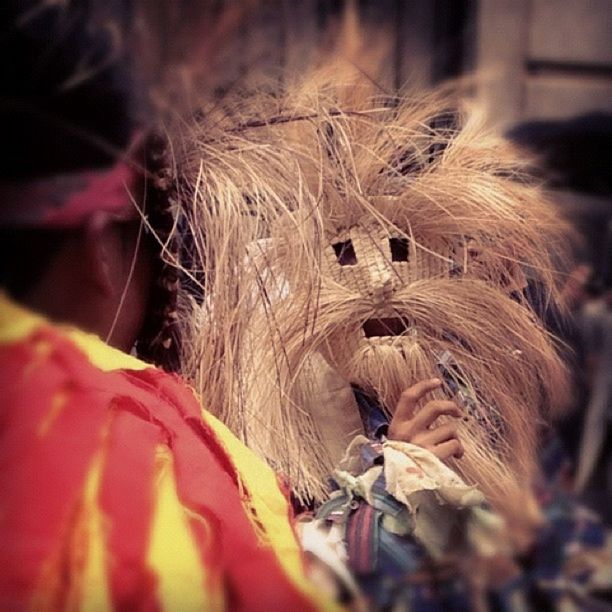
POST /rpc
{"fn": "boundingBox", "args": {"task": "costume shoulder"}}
[0,295,331,611]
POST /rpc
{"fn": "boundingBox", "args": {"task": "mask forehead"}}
[323,222,453,312]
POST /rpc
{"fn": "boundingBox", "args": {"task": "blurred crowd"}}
[510,114,612,525]
[559,264,612,524]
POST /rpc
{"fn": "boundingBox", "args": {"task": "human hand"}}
[387,378,464,460]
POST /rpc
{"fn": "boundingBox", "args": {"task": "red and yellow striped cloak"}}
[0,295,334,611]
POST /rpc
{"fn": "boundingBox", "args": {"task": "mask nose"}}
[370,268,395,307]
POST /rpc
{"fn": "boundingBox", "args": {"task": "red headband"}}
[0,159,140,229]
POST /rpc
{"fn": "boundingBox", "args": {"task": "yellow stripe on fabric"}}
[201,410,339,612]
[0,293,149,372]
[77,450,113,612]
[0,292,45,343]
[147,445,221,611]
[37,388,70,437]
[64,328,149,372]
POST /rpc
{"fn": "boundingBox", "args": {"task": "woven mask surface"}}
[320,224,452,378]
[173,60,570,525]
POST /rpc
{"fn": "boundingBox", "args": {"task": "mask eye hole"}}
[389,238,409,262]
[332,240,357,266]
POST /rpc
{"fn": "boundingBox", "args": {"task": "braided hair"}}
[0,0,185,370]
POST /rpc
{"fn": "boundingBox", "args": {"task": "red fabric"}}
[0,325,317,611]
[0,329,113,607]
[123,367,318,611]
[99,410,161,612]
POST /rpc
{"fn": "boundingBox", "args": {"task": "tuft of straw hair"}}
[171,59,571,535]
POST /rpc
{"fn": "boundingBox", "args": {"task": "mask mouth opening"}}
[362,317,409,338]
